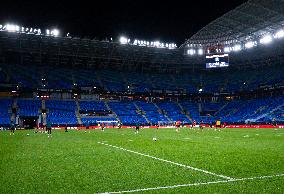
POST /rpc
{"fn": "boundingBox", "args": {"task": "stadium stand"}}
[1,62,283,93]
[79,100,117,125]
[156,101,189,123]
[0,99,12,126]
[108,101,147,125]
[45,100,77,125]
[135,101,169,124]
[18,99,41,117]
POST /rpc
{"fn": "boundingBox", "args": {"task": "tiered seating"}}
[99,70,126,92]
[125,72,151,93]
[46,100,77,125]
[79,101,117,125]
[1,63,283,93]
[108,101,146,125]
[7,64,41,88]
[157,101,189,122]
[180,102,200,121]
[199,102,224,123]
[18,99,41,116]
[263,108,284,123]
[79,101,106,112]
[253,97,284,123]
[0,99,12,125]
[135,101,168,124]
[216,96,284,123]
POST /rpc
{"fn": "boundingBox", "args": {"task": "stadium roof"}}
[182,0,284,47]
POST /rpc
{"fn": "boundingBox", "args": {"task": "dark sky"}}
[0,0,247,45]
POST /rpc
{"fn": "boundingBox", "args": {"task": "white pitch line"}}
[97,174,284,194]
[97,142,233,180]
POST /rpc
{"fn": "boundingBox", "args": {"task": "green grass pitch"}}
[1,127,284,193]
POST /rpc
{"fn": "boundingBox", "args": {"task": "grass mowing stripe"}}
[97,174,284,194]
[98,142,233,180]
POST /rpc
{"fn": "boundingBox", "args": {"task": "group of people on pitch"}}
[9,119,52,137]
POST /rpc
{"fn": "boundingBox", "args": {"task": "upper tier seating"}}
[1,63,283,93]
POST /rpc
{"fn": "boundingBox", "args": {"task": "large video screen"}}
[206,54,229,68]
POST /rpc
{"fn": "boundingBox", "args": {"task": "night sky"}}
[0,0,247,45]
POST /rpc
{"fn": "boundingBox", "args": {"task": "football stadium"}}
[0,0,284,193]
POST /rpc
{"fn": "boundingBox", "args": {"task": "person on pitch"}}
[135,121,140,134]
[10,120,15,135]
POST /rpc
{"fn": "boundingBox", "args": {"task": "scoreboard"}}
[206,54,229,68]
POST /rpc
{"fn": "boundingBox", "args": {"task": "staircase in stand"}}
[153,102,172,123]
[75,99,82,125]
[214,102,229,116]
[10,98,18,122]
[176,102,192,122]
[104,101,120,122]
[133,102,150,124]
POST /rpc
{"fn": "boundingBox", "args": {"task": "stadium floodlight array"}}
[259,35,273,44]
[187,28,284,56]
[233,44,241,51]
[274,30,284,39]
[119,36,177,49]
[187,49,196,55]
[197,49,203,55]
[245,41,257,49]
[0,23,60,37]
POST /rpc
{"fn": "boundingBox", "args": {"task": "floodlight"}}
[7,24,16,32]
[188,49,195,55]
[198,49,203,55]
[224,47,230,53]
[274,30,284,39]
[46,29,50,35]
[51,29,59,36]
[245,41,255,49]
[234,44,241,51]
[260,35,272,44]
[119,36,128,44]
[15,25,20,32]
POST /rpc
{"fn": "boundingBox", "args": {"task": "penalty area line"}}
[97,173,284,194]
[97,142,233,180]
